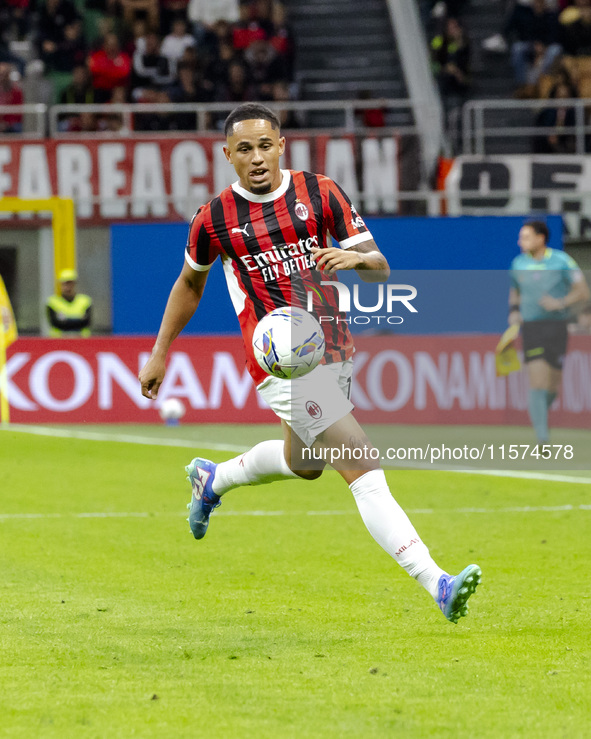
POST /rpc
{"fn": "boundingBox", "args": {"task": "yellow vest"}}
[47,293,92,337]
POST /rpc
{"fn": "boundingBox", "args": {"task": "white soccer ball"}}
[158,397,186,422]
[252,306,326,379]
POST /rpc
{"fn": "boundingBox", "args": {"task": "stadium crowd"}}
[0,0,296,132]
[432,0,591,99]
[5,1,591,143]
[427,0,591,152]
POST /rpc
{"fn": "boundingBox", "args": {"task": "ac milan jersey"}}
[185,169,374,385]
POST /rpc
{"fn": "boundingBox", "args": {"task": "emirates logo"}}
[305,400,322,419]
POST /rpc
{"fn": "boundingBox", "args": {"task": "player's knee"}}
[293,468,324,481]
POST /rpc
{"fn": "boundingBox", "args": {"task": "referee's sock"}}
[528,388,550,443]
[349,469,445,599]
[212,440,298,495]
[546,391,557,409]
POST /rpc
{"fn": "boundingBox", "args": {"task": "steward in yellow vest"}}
[46,269,92,338]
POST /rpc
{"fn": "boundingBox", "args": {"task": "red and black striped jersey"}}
[185,169,374,385]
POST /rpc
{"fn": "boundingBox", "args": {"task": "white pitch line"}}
[2,424,248,453]
[1,505,590,521]
[452,467,591,485]
[2,424,591,485]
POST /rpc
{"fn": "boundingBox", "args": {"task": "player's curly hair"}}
[224,103,281,137]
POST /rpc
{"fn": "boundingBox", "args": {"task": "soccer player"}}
[508,221,590,444]
[138,102,481,623]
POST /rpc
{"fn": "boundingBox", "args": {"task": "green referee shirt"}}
[510,248,582,322]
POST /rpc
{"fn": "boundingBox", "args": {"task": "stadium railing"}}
[462,98,590,155]
[48,99,418,137]
[0,104,47,138]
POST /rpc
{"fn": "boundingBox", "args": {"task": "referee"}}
[508,221,589,444]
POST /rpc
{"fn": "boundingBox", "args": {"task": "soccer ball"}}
[158,397,186,424]
[252,306,325,379]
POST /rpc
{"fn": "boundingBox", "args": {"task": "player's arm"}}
[139,262,208,399]
[508,285,522,326]
[316,176,389,281]
[310,240,390,282]
[539,272,590,311]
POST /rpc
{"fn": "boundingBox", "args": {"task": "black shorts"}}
[522,320,568,370]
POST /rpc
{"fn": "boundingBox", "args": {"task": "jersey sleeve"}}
[185,205,220,271]
[563,253,585,285]
[319,176,373,249]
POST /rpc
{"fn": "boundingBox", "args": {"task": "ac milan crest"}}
[295,202,309,221]
[305,400,322,419]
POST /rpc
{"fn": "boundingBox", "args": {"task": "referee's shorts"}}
[522,319,569,370]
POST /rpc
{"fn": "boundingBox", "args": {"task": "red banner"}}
[5,336,591,427]
[0,134,401,224]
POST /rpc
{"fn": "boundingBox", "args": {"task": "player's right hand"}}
[138,356,166,399]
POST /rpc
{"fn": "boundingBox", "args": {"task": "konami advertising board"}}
[5,336,590,427]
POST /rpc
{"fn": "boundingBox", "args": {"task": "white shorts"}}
[256,360,354,447]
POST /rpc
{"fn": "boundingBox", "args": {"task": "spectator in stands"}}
[203,19,237,84]
[131,30,175,95]
[177,44,200,70]
[37,0,81,71]
[483,0,563,94]
[216,58,254,104]
[167,59,214,128]
[484,1,561,55]
[0,31,26,77]
[243,39,288,99]
[93,14,119,49]
[249,0,275,33]
[561,2,591,54]
[559,0,591,27]
[60,65,95,105]
[49,19,87,73]
[161,17,195,70]
[232,2,269,51]
[0,0,32,42]
[187,0,240,52]
[58,64,98,131]
[431,16,471,106]
[0,62,23,133]
[508,0,563,93]
[159,0,191,35]
[533,78,578,152]
[270,2,295,81]
[118,0,160,32]
[88,32,132,103]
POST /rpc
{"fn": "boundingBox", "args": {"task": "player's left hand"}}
[539,294,564,311]
[310,246,362,274]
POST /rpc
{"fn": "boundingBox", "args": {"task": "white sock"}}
[349,469,445,599]
[212,440,298,496]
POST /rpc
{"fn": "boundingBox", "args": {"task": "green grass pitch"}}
[1,424,590,738]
